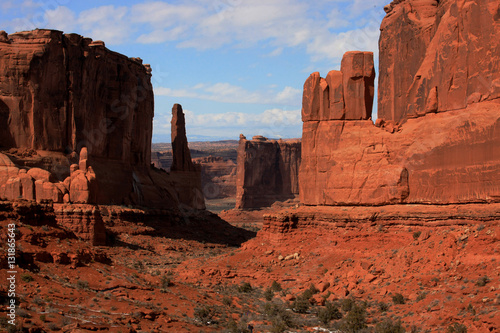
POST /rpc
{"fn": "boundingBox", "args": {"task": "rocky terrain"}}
[1,0,500,332]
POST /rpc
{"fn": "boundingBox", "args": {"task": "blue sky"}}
[1,0,386,142]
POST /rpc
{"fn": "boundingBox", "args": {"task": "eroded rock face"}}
[0,29,153,165]
[300,1,500,206]
[302,52,375,121]
[378,0,500,123]
[236,135,301,209]
[0,29,199,210]
[300,97,500,205]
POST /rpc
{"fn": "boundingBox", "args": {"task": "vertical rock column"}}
[169,104,205,210]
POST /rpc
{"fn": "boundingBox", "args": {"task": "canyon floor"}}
[1,202,499,333]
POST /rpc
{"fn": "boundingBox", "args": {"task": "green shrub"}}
[21,273,34,283]
[161,275,172,289]
[375,318,405,333]
[476,276,489,287]
[238,282,253,293]
[392,293,405,305]
[292,295,310,314]
[76,280,89,290]
[340,304,367,333]
[340,298,355,312]
[271,280,282,292]
[317,301,342,324]
[270,317,288,333]
[263,302,294,328]
[447,323,467,333]
[302,284,319,300]
[378,302,389,312]
[264,288,275,301]
[194,305,215,325]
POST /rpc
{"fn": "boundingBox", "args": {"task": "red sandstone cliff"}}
[379,0,500,123]
[299,3,500,206]
[0,29,203,210]
[236,135,301,209]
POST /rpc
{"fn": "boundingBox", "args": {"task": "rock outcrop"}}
[236,135,301,209]
[169,104,205,210]
[302,51,375,121]
[0,29,205,210]
[378,0,500,123]
[299,2,500,206]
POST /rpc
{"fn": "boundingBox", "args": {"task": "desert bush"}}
[271,280,282,292]
[222,296,232,306]
[270,317,288,333]
[413,231,422,240]
[392,293,405,305]
[238,282,253,293]
[476,276,489,287]
[340,298,355,312]
[39,314,47,322]
[161,275,172,289]
[340,304,367,333]
[21,273,34,283]
[317,301,342,324]
[375,318,405,333]
[416,292,428,302]
[301,284,319,300]
[378,302,389,312]
[194,305,216,325]
[447,323,467,333]
[292,295,310,313]
[264,287,274,301]
[263,302,294,329]
[225,318,250,333]
[76,280,89,290]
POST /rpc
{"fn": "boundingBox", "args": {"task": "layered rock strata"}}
[379,0,500,123]
[299,0,500,206]
[236,135,301,209]
[0,29,204,210]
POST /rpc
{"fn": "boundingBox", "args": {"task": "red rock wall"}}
[300,102,500,205]
[0,29,203,210]
[379,0,500,123]
[236,135,301,209]
[0,29,153,166]
[300,2,500,207]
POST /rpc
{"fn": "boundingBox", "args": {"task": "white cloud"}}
[77,6,130,43]
[2,1,384,60]
[153,107,302,140]
[155,82,301,105]
[44,6,76,32]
